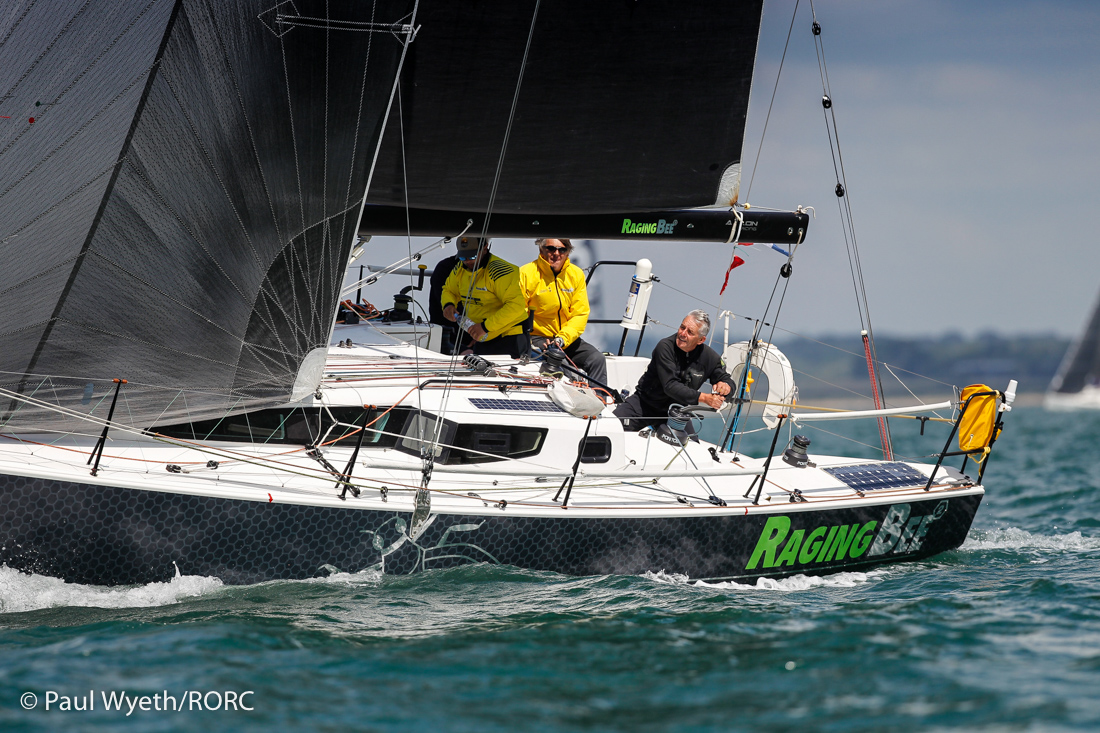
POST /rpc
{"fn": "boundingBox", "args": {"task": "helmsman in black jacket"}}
[614,310,735,431]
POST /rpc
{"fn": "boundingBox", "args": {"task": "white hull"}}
[1043,384,1100,411]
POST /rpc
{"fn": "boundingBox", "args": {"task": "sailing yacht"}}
[1045,288,1100,409]
[0,1,1012,586]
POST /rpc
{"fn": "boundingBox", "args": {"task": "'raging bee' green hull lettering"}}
[746,515,878,570]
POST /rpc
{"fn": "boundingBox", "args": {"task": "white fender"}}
[720,341,797,429]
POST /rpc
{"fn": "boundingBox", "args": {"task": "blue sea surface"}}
[2,406,1099,731]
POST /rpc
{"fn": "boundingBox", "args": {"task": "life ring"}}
[720,341,797,429]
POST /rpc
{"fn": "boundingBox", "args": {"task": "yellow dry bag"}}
[957,384,999,461]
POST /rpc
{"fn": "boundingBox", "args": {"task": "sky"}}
[352,0,1100,345]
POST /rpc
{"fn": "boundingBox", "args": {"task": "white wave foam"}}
[0,566,223,614]
[304,564,385,585]
[962,527,1100,553]
[645,569,885,591]
[643,570,692,585]
[699,570,886,591]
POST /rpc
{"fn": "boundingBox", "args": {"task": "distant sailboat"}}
[1045,288,1100,410]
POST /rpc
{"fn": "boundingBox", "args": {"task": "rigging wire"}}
[338,0,378,254]
[341,234,459,295]
[423,0,543,477]
[723,223,802,458]
[477,0,542,242]
[808,0,894,456]
[708,212,743,350]
[325,0,383,364]
[712,1,802,452]
[808,4,875,339]
[397,80,425,420]
[713,0,811,456]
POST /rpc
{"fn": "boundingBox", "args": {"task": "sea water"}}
[2,406,1099,732]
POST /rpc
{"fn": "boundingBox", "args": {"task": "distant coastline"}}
[775,332,1069,404]
[600,329,1070,405]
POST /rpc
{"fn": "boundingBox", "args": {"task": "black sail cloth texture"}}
[616,336,735,429]
[0,0,414,430]
[366,0,764,216]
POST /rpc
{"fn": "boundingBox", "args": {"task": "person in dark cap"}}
[441,236,528,357]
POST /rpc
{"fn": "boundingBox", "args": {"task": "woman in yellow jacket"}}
[519,238,608,385]
[441,237,528,357]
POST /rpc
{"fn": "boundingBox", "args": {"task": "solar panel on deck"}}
[824,462,926,491]
[469,398,565,413]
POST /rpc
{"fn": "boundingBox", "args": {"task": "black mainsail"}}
[0,0,415,429]
[360,0,806,243]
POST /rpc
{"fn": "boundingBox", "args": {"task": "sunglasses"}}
[542,245,568,254]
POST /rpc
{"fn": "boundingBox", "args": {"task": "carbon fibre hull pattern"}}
[0,473,983,586]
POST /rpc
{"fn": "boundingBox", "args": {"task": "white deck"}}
[0,323,983,520]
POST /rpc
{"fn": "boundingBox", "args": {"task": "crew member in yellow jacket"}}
[441,236,528,357]
[519,238,608,385]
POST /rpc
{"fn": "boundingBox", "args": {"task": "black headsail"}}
[0,0,416,430]
[359,0,807,244]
